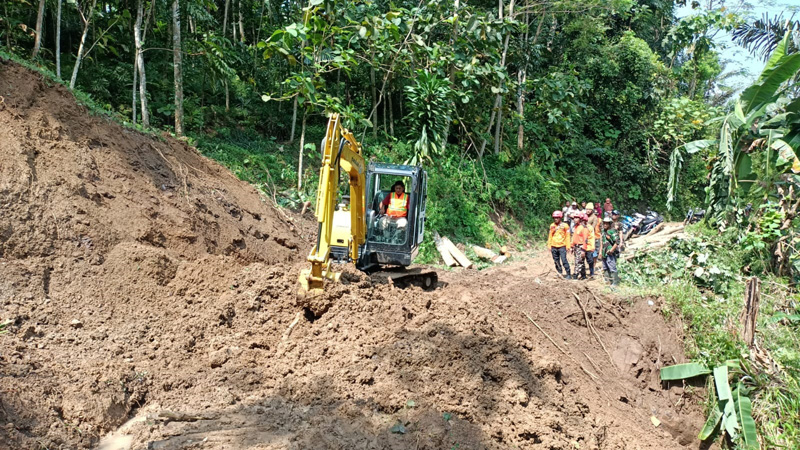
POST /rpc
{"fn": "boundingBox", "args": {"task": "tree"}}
[69,0,98,90]
[133,0,152,127]
[55,0,62,78]
[668,32,800,221]
[31,0,45,59]
[173,0,184,136]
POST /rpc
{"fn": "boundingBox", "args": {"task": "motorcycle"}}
[684,208,705,225]
[623,210,663,239]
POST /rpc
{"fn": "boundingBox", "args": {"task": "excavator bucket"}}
[298,267,341,295]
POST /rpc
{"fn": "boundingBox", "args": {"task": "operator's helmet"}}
[586,202,594,210]
[552,210,563,218]
[579,213,588,222]
[611,209,620,216]
[603,216,613,223]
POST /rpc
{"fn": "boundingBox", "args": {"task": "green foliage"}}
[625,225,800,448]
[661,360,759,448]
[404,71,453,163]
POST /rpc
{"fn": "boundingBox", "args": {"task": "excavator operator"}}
[378,181,410,240]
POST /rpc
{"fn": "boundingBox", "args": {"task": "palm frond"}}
[732,13,800,61]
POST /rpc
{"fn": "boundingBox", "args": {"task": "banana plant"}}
[661,361,759,448]
[666,31,800,221]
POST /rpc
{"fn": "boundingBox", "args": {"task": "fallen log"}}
[442,236,474,268]
[473,245,508,264]
[433,232,458,267]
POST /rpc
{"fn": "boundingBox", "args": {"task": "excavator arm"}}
[299,113,366,293]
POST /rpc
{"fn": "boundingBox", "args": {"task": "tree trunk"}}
[223,0,230,38]
[516,68,526,151]
[494,97,504,154]
[134,0,149,127]
[70,0,98,90]
[132,49,138,124]
[225,81,230,112]
[31,0,46,59]
[55,0,62,78]
[481,0,514,155]
[740,277,761,349]
[172,0,184,136]
[388,91,394,137]
[370,47,377,140]
[297,111,307,190]
[289,96,298,143]
[4,1,11,49]
[238,0,245,43]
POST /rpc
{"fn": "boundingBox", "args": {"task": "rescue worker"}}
[547,211,572,279]
[585,204,598,278]
[611,209,625,252]
[580,214,596,279]
[378,181,410,239]
[601,216,620,286]
[572,213,590,280]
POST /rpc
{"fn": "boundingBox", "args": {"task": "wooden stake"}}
[574,293,617,372]
[740,277,761,348]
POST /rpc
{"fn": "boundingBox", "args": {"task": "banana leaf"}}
[741,32,800,114]
[698,400,725,440]
[733,383,760,449]
[660,363,711,380]
[722,394,740,440]
[714,365,732,401]
[714,366,739,440]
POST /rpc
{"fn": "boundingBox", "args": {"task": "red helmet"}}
[552,210,563,218]
[580,213,588,221]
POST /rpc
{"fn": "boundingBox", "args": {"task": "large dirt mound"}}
[1,59,707,450]
[0,59,301,448]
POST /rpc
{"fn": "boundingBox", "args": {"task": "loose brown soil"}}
[1,59,707,450]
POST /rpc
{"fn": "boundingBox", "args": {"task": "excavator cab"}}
[357,163,427,272]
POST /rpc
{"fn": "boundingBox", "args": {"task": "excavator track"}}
[367,266,439,291]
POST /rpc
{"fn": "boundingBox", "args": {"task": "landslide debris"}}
[1,60,706,450]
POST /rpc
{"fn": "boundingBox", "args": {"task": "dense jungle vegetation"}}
[4,0,800,447]
[4,0,747,244]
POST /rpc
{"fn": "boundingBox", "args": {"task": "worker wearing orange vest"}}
[378,181,410,240]
[585,204,600,278]
[381,181,410,218]
[548,210,572,279]
[572,213,591,280]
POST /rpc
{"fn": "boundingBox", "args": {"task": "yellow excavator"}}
[298,113,437,294]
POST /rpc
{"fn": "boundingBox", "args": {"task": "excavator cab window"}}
[368,174,412,246]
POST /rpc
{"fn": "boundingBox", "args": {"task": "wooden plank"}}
[433,232,458,267]
[442,236,474,268]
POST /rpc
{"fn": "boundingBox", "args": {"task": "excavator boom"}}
[299,114,366,293]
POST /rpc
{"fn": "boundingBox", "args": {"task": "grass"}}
[619,228,800,448]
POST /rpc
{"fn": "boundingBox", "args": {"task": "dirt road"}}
[0,59,705,450]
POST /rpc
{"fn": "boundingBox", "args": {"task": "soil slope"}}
[1,59,706,450]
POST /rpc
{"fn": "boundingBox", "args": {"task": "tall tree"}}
[133,0,150,127]
[31,0,46,59]
[173,0,184,136]
[55,0,62,78]
[69,0,98,90]
[223,0,230,38]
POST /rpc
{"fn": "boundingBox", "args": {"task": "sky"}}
[676,0,800,91]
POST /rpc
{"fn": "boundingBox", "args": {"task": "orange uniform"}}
[548,222,571,249]
[572,224,590,248]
